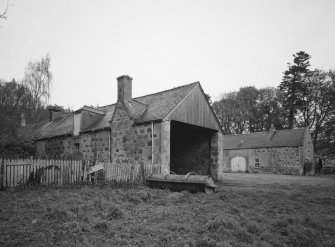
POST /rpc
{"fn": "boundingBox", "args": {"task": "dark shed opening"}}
[170,120,217,175]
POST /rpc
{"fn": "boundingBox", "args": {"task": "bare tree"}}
[0,0,13,20]
[23,54,52,109]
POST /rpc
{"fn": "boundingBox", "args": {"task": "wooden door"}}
[231,156,246,172]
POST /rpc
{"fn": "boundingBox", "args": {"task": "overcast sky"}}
[1,0,335,110]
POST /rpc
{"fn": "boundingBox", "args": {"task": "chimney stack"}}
[117,75,132,101]
[48,106,61,122]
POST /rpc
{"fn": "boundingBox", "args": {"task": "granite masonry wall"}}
[222,146,302,175]
[80,130,111,162]
[301,129,314,162]
[300,128,315,175]
[35,136,74,159]
[110,101,161,166]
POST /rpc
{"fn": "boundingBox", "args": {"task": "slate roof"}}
[21,113,73,141]
[82,104,116,132]
[124,99,148,120]
[134,82,198,123]
[25,82,199,140]
[223,128,307,150]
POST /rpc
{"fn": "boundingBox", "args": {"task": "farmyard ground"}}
[0,174,334,247]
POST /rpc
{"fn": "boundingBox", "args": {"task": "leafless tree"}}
[0,0,13,20]
[23,54,52,109]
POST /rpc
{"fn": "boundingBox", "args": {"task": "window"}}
[255,158,260,168]
[74,143,80,152]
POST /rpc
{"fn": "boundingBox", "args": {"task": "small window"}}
[74,143,80,152]
[255,158,260,168]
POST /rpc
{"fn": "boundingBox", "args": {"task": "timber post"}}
[0,158,4,189]
[140,161,145,184]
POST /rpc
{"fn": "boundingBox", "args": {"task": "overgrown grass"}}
[0,176,335,246]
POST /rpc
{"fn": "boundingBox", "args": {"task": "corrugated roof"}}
[223,128,307,150]
[28,82,199,139]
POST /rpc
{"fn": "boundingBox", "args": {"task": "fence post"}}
[140,162,145,184]
[0,158,4,189]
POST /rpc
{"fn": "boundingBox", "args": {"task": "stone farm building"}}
[222,126,314,175]
[24,75,315,178]
[25,76,225,180]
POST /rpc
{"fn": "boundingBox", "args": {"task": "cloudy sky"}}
[1,0,335,110]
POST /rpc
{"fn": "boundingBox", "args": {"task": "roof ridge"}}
[225,128,306,137]
[96,82,198,109]
[97,103,116,109]
[133,81,199,100]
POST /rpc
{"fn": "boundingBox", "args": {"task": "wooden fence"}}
[0,159,161,188]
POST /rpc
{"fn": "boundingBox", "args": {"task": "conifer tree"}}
[278,51,311,128]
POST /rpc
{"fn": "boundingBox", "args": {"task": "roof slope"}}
[82,104,116,132]
[133,82,198,123]
[21,113,73,141]
[223,128,307,150]
[124,99,148,120]
[27,82,199,139]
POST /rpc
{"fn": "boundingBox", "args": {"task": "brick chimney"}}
[117,75,133,101]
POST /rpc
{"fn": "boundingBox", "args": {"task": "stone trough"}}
[146,172,217,194]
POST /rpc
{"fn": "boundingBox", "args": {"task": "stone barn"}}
[222,126,314,175]
[25,75,224,179]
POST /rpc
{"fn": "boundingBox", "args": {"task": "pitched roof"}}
[82,104,116,132]
[223,128,307,150]
[134,82,198,123]
[21,113,73,141]
[124,99,147,120]
[26,82,199,139]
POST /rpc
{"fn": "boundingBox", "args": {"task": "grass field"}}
[0,174,335,247]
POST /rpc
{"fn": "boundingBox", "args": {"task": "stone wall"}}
[223,146,302,175]
[110,101,161,166]
[210,132,219,179]
[35,136,74,159]
[216,133,224,180]
[160,120,170,174]
[80,130,111,162]
[300,128,315,175]
[301,128,314,161]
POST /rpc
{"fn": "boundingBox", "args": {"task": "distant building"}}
[222,126,314,175]
[23,75,225,179]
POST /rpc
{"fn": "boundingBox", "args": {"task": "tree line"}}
[212,51,335,158]
[1,51,334,159]
[0,54,61,157]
